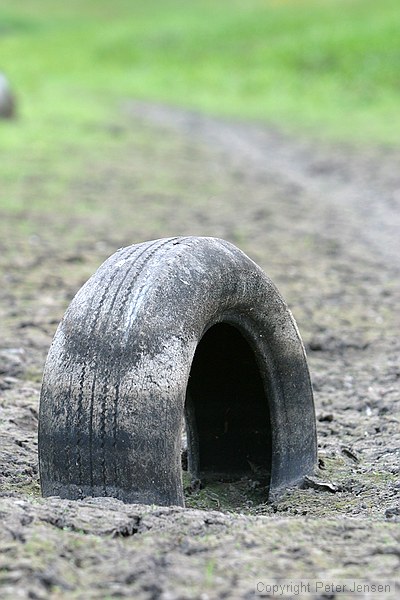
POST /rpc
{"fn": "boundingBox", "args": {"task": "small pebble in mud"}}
[341,447,359,462]
[385,507,400,520]
[318,413,334,422]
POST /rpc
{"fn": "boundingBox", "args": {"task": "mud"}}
[0,104,399,598]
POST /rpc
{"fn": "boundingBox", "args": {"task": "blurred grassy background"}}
[1,0,399,217]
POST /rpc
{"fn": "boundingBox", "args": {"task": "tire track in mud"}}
[129,102,400,271]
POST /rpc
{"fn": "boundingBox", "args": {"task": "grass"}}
[0,0,399,228]
[0,1,399,230]
[182,471,269,514]
[0,0,399,157]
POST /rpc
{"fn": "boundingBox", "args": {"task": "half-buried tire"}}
[39,236,317,506]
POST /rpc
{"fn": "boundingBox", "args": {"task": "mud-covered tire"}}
[39,236,316,506]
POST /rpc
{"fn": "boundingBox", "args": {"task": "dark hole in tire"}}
[184,323,271,505]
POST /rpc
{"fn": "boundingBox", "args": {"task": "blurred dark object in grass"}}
[0,73,16,119]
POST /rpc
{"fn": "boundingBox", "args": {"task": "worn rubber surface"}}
[39,236,316,506]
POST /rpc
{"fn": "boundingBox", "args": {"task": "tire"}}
[39,236,316,506]
[0,74,15,119]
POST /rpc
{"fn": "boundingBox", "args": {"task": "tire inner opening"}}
[184,322,271,489]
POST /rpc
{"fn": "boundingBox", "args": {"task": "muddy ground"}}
[0,104,399,599]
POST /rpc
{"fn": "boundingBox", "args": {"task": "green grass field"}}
[1,0,399,215]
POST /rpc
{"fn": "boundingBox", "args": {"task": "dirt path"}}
[130,102,400,267]
[0,104,399,599]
